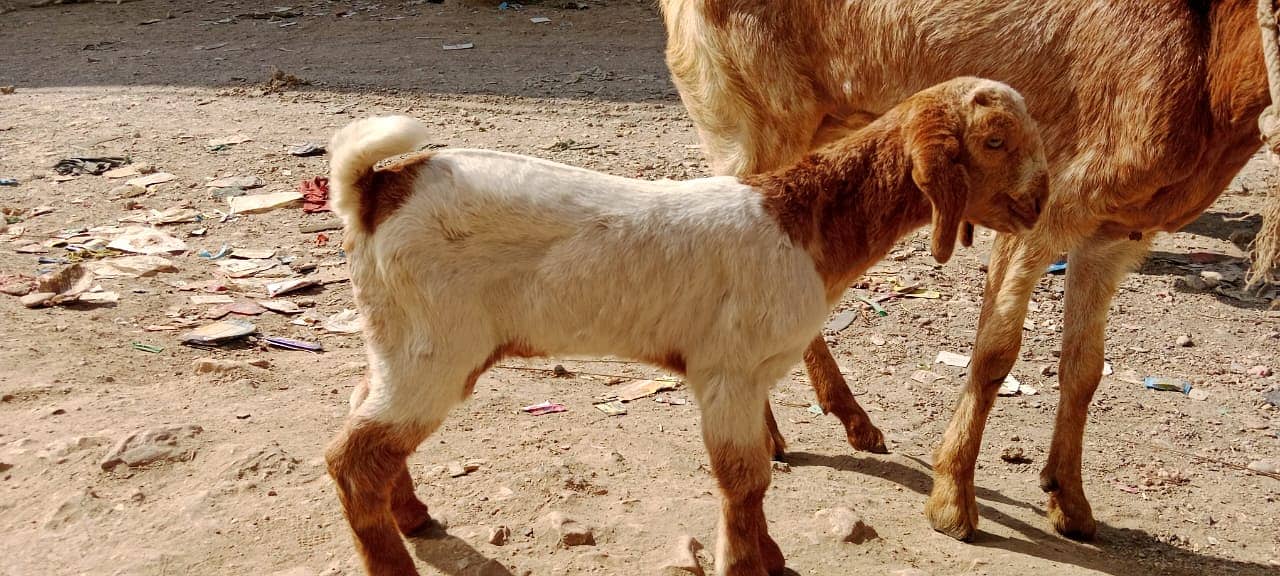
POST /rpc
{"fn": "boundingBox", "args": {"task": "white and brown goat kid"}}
[324,77,1048,576]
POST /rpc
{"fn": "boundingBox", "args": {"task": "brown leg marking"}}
[709,436,781,576]
[390,463,433,536]
[764,404,787,461]
[326,419,432,576]
[803,337,888,454]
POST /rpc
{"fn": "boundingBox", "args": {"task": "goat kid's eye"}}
[985,137,1004,149]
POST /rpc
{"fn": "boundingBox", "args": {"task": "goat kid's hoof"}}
[1047,492,1097,541]
[924,488,978,541]
[847,425,889,454]
[393,500,435,537]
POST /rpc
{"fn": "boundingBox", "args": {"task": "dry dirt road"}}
[0,2,1277,576]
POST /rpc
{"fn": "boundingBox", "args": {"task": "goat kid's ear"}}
[909,132,968,265]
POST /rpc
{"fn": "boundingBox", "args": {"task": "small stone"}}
[1000,446,1032,464]
[1247,459,1279,475]
[111,184,147,198]
[1176,335,1194,348]
[1199,270,1223,288]
[814,507,878,544]
[100,425,203,470]
[20,292,55,308]
[488,525,511,546]
[771,460,791,473]
[1247,365,1273,378]
[546,511,595,547]
[193,358,269,375]
[656,534,704,576]
[1188,388,1210,401]
[870,335,887,346]
[447,460,482,477]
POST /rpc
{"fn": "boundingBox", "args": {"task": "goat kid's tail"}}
[328,115,432,232]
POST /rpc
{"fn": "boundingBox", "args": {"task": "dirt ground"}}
[1,2,1278,575]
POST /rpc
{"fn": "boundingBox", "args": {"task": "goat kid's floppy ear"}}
[909,126,968,264]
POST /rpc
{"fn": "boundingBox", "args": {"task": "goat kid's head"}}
[905,77,1049,264]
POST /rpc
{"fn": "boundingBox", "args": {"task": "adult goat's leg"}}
[926,232,1052,540]
[1041,235,1151,540]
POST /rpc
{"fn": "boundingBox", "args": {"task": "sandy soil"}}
[0,2,1277,576]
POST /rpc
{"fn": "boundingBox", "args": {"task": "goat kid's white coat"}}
[330,115,828,429]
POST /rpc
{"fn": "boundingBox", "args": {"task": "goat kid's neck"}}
[747,126,932,299]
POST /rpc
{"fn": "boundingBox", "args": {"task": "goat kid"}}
[324,77,1048,576]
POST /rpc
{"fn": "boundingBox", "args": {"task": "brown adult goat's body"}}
[661,0,1268,541]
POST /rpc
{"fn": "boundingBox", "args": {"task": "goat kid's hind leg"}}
[1042,235,1151,540]
[347,372,432,536]
[803,337,888,454]
[695,374,784,576]
[926,233,1052,541]
[327,417,436,575]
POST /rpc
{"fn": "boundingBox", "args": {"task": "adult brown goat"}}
[661,0,1273,542]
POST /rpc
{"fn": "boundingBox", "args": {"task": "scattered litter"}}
[53,156,127,176]
[857,296,887,317]
[443,42,475,50]
[191,294,236,305]
[447,461,482,477]
[230,248,275,260]
[654,395,687,406]
[126,172,176,188]
[299,176,330,213]
[530,16,551,23]
[288,143,325,157]
[1247,365,1273,378]
[198,244,232,260]
[103,166,140,179]
[258,299,302,315]
[266,278,316,297]
[228,191,303,214]
[1046,259,1067,274]
[20,264,97,308]
[323,309,362,334]
[148,207,201,225]
[594,401,627,416]
[1102,361,1114,376]
[1188,388,1211,401]
[1265,388,1280,407]
[615,379,677,402]
[935,350,970,368]
[825,311,856,333]
[0,178,18,186]
[263,336,323,352]
[206,134,252,150]
[910,370,943,384]
[107,227,188,255]
[224,301,267,316]
[1144,376,1192,394]
[998,375,1035,396]
[181,319,257,345]
[521,401,566,415]
[88,255,176,278]
[807,404,824,416]
[132,343,164,354]
[207,175,266,189]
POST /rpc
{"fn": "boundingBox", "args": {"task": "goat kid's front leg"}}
[697,376,785,576]
[327,418,435,576]
[1041,235,1151,540]
[802,336,888,454]
[926,233,1051,541]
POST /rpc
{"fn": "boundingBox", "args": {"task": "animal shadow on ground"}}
[787,452,1278,576]
[409,522,515,576]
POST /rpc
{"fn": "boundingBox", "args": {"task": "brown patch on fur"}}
[644,351,688,375]
[356,151,434,233]
[802,337,887,453]
[464,340,545,397]
[706,423,783,575]
[326,419,433,575]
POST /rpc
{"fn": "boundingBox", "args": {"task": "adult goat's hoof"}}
[1047,492,1097,541]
